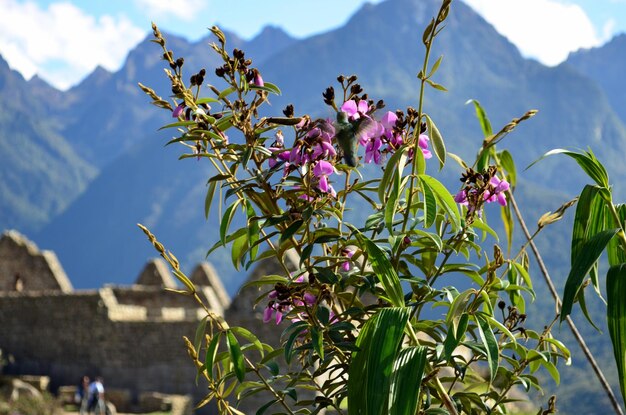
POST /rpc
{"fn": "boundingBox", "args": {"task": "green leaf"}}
[280,219,304,245]
[424,114,446,170]
[204,180,217,220]
[358,235,405,307]
[245,201,260,262]
[501,203,514,254]
[218,86,237,100]
[498,149,516,189]
[231,231,249,270]
[205,333,221,380]
[561,228,619,321]
[428,55,444,78]
[220,200,241,246]
[419,175,461,231]
[530,148,609,189]
[255,399,278,415]
[196,97,219,104]
[607,263,626,409]
[158,120,197,130]
[476,313,499,384]
[444,313,469,360]
[250,81,281,95]
[425,78,448,91]
[422,178,436,228]
[231,326,264,357]
[226,330,246,382]
[348,308,410,415]
[194,316,208,355]
[378,146,408,204]
[608,204,626,266]
[466,99,492,137]
[388,347,427,415]
[311,327,324,360]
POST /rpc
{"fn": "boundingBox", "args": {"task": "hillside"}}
[0,56,96,233]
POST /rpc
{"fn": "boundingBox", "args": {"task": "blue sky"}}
[0,0,624,90]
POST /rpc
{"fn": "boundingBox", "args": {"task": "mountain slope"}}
[0,56,96,233]
[566,34,626,125]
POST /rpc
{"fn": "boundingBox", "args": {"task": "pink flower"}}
[341,248,355,272]
[251,70,264,87]
[418,134,432,159]
[364,136,383,164]
[340,99,369,121]
[313,160,336,194]
[484,176,510,206]
[172,103,185,118]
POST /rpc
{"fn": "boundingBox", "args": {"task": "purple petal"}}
[381,111,398,130]
[263,307,273,323]
[303,293,316,304]
[172,103,185,118]
[418,134,430,150]
[357,100,369,114]
[313,160,335,177]
[340,100,358,117]
[318,175,329,193]
[454,190,468,204]
[497,193,508,206]
[253,72,264,87]
[275,311,284,324]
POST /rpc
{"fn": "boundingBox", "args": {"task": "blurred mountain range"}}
[2,0,626,412]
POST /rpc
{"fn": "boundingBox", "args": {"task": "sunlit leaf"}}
[561,228,619,322]
[476,313,499,384]
[388,347,427,415]
[358,235,405,307]
[226,330,246,382]
[348,308,409,415]
[607,264,626,409]
[424,114,446,170]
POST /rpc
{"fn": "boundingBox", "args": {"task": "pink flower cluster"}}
[454,175,510,212]
[268,121,339,197]
[266,99,433,200]
[342,104,432,165]
[263,276,317,325]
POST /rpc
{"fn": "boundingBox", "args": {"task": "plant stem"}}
[508,192,624,415]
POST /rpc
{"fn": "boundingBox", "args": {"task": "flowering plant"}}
[132,1,611,414]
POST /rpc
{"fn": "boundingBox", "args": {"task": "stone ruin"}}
[0,230,290,414]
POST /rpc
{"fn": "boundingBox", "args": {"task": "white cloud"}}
[0,0,145,90]
[462,0,601,66]
[135,0,207,21]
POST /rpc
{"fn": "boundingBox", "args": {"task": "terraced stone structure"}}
[0,230,289,414]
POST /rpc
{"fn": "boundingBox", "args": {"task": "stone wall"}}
[0,230,296,414]
[0,230,72,292]
[0,290,203,400]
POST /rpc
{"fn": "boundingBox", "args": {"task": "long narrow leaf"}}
[388,347,427,415]
[226,330,246,382]
[607,264,626,408]
[358,235,405,307]
[561,228,619,321]
[424,114,446,170]
[348,308,409,415]
[419,175,461,231]
[476,313,499,384]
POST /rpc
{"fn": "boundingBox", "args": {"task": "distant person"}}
[87,376,105,414]
[76,375,90,415]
